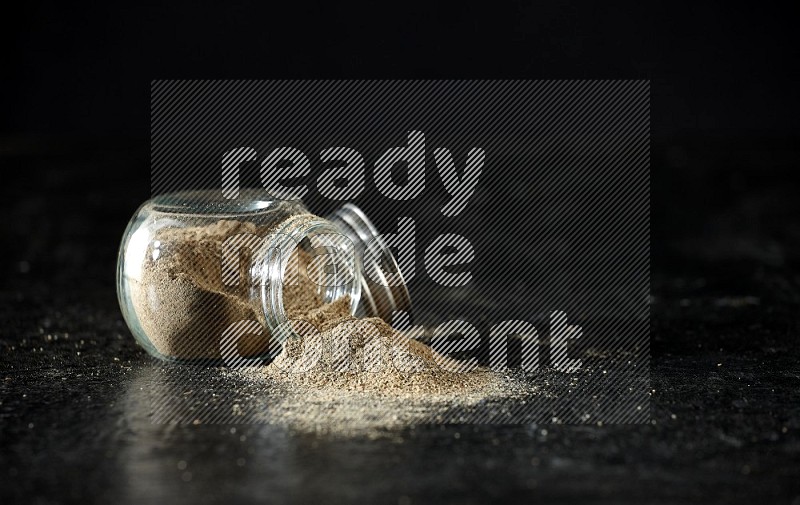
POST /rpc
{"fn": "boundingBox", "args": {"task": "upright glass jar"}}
[117,189,411,362]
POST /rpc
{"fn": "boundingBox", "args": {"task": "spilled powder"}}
[130,218,526,434]
[274,305,501,396]
[238,280,525,435]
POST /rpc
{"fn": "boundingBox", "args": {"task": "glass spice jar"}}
[116,189,411,361]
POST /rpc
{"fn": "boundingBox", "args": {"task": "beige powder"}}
[131,218,521,434]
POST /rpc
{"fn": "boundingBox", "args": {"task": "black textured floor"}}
[1,139,799,504]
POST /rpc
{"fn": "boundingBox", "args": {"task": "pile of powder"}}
[246,291,520,435]
[271,297,501,397]
[232,308,523,434]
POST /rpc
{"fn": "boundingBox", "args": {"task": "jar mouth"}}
[326,204,413,323]
[259,215,362,343]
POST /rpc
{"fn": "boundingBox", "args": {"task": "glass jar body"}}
[116,190,361,361]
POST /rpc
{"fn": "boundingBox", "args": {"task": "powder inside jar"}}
[130,218,329,359]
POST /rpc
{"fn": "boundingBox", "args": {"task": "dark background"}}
[2,2,800,504]
[3,1,800,276]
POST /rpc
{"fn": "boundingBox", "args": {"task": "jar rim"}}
[148,189,290,216]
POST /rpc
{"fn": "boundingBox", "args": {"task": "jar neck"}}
[325,204,413,323]
[250,214,362,340]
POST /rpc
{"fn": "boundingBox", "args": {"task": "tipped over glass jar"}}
[116,190,411,361]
